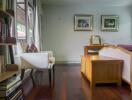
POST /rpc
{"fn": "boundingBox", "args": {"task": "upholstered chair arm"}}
[40,51,55,65]
[40,51,53,58]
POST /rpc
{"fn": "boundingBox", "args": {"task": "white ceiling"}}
[41,0,132,6]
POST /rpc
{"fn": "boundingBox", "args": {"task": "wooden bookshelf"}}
[0,43,14,46]
[0,0,16,71]
[0,71,18,83]
[0,1,23,99]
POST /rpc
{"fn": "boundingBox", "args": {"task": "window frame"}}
[16,0,36,42]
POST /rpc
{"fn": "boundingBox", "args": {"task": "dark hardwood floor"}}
[25,64,132,100]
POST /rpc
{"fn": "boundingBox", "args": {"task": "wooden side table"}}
[81,55,123,88]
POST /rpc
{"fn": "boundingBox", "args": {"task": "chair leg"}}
[53,65,55,83]
[21,69,25,80]
[49,69,51,86]
[21,69,35,86]
[30,69,35,85]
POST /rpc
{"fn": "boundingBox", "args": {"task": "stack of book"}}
[88,49,99,54]
[0,75,23,100]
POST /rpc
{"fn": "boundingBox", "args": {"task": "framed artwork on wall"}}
[101,15,119,32]
[74,15,93,31]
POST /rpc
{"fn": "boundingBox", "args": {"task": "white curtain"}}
[34,0,42,51]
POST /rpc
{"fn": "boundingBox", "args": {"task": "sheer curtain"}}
[34,0,43,51]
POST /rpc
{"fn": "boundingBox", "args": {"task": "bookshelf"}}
[0,1,23,99]
[0,0,16,73]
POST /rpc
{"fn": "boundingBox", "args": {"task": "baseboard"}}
[55,61,80,66]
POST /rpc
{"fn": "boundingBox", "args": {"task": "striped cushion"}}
[27,44,38,53]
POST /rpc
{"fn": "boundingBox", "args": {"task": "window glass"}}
[16,0,35,41]
[16,4,26,39]
[17,0,25,3]
[28,0,34,6]
[18,4,25,10]
[27,3,34,43]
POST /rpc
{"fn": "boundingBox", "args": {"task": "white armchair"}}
[20,51,55,85]
[16,42,55,85]
[20,52,55,69]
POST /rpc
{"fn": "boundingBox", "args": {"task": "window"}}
[16,0,26,40]
[27,1,35,43]
[16,0,36,43]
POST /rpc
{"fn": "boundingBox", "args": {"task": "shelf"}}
[84,45,109,55]
[0,9,14,16]
[6,9,14,16]
[0,43,15,45]
[0,71,18,83]
[0,37,16,45]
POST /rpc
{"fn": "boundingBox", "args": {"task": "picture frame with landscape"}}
[74,15,93,31]
[101,15,119,31]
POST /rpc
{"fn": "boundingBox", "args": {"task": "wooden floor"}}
[26,64,132,100]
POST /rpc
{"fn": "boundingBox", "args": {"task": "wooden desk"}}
[81,55,123,88]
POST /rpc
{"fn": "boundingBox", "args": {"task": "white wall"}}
[41,5,132,63]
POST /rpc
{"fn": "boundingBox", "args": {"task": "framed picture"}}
[74,15,93,31]
[101,15,119,31]
[90,35,101,45]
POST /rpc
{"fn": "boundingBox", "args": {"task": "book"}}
[88,49,99,54]
[6,0,14,11]
[0,20,2,34]
[0,16,9,43]
[0,74,17,85]
[7,85,22,99]
[0,81,21,97]
[0,76,21,90]
[0,0,6,11]
[9,89,23,100]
